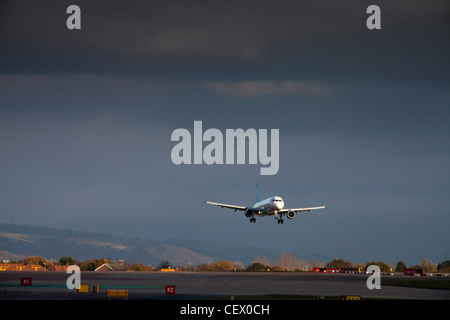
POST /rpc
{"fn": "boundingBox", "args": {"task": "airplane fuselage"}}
[252,196,284,216]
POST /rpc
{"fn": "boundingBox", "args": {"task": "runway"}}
[0,271,449,300]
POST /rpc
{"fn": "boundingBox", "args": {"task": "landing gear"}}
[277,218,284,224]
[250,217,256,223]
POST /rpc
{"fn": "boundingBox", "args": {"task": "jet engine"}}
[286,211,296,219]
[244,209,253,218]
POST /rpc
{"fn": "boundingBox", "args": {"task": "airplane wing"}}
[279,206,326,213]
[205,201,247,211]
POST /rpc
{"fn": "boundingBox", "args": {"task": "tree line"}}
[5,255,450,273]
[323,258,450,273]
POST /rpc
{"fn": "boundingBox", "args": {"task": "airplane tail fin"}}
[256,183,260,203]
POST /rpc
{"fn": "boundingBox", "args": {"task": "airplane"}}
[205,184,326,224]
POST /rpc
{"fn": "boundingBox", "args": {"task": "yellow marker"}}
[77,284,89,293]
[107,289,128,299]
[340,295,360,300]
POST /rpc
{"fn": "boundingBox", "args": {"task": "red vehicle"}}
[404,268,424,276]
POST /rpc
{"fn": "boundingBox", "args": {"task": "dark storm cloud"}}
[1,73,447,138]
[1,0,448,81]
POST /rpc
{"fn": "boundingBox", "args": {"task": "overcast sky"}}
[1,0,449,265]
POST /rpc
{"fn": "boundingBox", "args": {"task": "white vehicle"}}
[205,184,326,224]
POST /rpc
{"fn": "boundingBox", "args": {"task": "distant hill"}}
[0,223,214,266]
[50,218,332,264]
[0,222,331,267]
